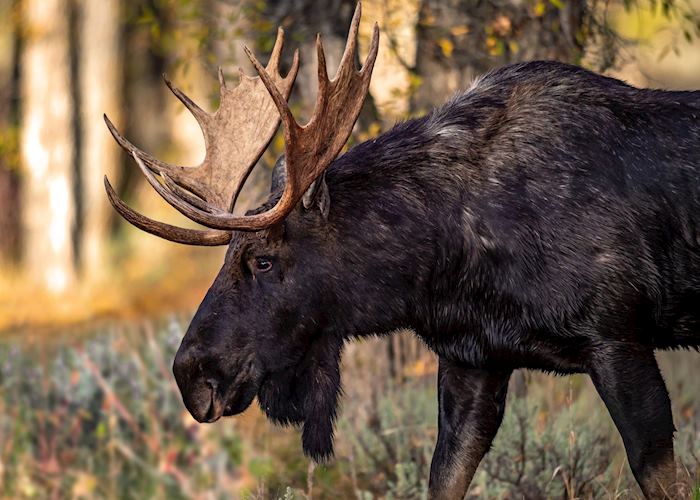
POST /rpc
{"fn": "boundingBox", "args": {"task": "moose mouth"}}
[207,385,256,423]
[189,360,261,423]
[198,377,260,423]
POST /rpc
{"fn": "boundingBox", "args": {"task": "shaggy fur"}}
[172,61,699,498]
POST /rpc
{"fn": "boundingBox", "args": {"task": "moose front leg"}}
[588,345,677,499]
[429,359,511,500]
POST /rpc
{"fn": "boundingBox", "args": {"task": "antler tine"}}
[363,22,380,74]
[334,1,362,81]
[162,173,213,213]
[316,34,330,95]
[218,67,226,88]
[267,28,301,85]
[132,152,228,219]
[288,47,301,82]
[163,75,211,128]
[267,27,285,72]
[134,149,286,231]
[103,175,231,245]
[243,45,299,135]
[104,114,209,198]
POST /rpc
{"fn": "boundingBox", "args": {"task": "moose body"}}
[105,6,699,498]
[367,61,700,498]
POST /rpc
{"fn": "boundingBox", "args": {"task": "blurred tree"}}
[20,0,77,293]
[362,0,419,122]
[112,0,172,239]
[78,0,122,279]
[208,0,251,78]
[0,0,20,266]
[261,0,380,129]
[208,0,273,210]
[405,0,700,112]
[410,0,586,112]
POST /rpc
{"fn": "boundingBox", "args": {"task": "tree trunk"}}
[0,0,20,266]
[262,0,379,129]
[363,0,419,123]
[412,0,585,112]
[78,0,121,280]
[20,0,77,293]
[200,0,291,213]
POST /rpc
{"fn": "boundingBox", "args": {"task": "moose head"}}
[104,4,395,459]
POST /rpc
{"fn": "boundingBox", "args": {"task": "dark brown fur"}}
[172,61,699,498]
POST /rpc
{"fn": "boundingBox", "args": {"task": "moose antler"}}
[104,27,299,245]
[105,2,379,240]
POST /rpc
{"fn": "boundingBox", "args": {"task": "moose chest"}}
[420,318,591,375]
[417,282,595,374]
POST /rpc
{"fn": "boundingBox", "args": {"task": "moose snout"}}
[172,345,224,423]
[173,340,260,423]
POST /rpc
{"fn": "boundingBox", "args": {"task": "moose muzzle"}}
[172,346,221,422]
[173,339,261,423]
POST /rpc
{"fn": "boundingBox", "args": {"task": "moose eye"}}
[254,257,273,273]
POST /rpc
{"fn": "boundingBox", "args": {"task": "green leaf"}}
[95,421,107,439]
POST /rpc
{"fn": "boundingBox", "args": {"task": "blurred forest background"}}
[0,0,699,498]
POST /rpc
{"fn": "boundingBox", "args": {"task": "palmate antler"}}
[104,27,299,245]
[105,2,379,244]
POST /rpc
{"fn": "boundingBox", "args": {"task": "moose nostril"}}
[204,379,224,423]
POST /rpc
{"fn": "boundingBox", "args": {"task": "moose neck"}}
[321,94,501,342]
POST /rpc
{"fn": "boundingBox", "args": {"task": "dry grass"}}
[0,241,223,333]
[0,320,697,499]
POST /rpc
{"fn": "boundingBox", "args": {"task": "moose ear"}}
[270,155,287,193]
[302,173,330,220]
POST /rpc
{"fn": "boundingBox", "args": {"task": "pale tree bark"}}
[363,0,419,123]
[78,0,121,279]
[20,0,77,293]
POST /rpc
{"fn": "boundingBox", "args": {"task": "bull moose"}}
[103,3,699,498]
